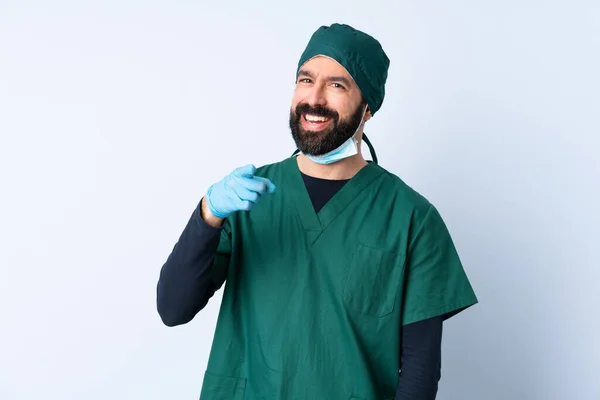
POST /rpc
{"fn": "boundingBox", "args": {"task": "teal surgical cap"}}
[296,23,390,115]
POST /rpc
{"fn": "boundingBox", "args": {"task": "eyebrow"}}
[297,69,353,87]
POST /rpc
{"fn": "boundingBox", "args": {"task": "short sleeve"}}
[401,204,478,326]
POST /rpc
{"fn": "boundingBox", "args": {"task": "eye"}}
[331,82,346,90]
[298,78,312,84]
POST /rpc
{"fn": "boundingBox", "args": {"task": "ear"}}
[364,105,372,122]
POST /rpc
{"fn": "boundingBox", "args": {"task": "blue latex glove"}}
[205,164,276,218]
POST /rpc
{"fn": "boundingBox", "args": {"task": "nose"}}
[306,85,327,107]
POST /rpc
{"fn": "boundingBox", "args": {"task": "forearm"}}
[156,198,223,326]
[395,316,443,400]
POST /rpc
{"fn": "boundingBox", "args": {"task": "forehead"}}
[298,56,355,83]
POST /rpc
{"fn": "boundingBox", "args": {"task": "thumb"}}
[254,176,277,193]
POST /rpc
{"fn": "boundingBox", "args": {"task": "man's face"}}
[289,56,371,156]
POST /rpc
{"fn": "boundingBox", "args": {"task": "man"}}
[157,23,478,399]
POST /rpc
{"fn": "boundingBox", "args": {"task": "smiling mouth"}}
[302,114,333,131]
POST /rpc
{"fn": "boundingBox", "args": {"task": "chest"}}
[230,186,408,320]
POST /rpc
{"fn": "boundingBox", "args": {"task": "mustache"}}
[294,103,338,120]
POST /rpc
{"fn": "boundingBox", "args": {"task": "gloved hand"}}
[205,164,276,218]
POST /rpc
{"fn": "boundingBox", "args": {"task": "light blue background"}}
[1,1,598,399]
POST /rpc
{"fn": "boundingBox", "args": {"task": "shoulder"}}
[372,163,434,218]
[370,163,456,246]
[374,165,458,252]
[253,157,291,177]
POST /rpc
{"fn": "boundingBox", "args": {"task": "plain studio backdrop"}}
[1,1,598,399]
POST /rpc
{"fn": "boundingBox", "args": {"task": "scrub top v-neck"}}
[299,170,349,214]
[284,156,385,245]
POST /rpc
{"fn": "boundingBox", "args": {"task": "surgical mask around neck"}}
[304,105,368,165]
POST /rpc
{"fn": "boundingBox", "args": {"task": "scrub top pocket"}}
[342,244,404,318]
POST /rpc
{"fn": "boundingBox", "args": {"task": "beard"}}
[289,101,365,156]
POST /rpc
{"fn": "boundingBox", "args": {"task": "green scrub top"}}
[200,156,478,399]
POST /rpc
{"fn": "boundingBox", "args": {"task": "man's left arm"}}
[395,316,443,400]
[395,203,479,399]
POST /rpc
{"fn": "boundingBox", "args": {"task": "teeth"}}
[305,114,329,122]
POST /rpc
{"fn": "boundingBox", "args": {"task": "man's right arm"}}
[156,197,225,327]
[156,164,276,327]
